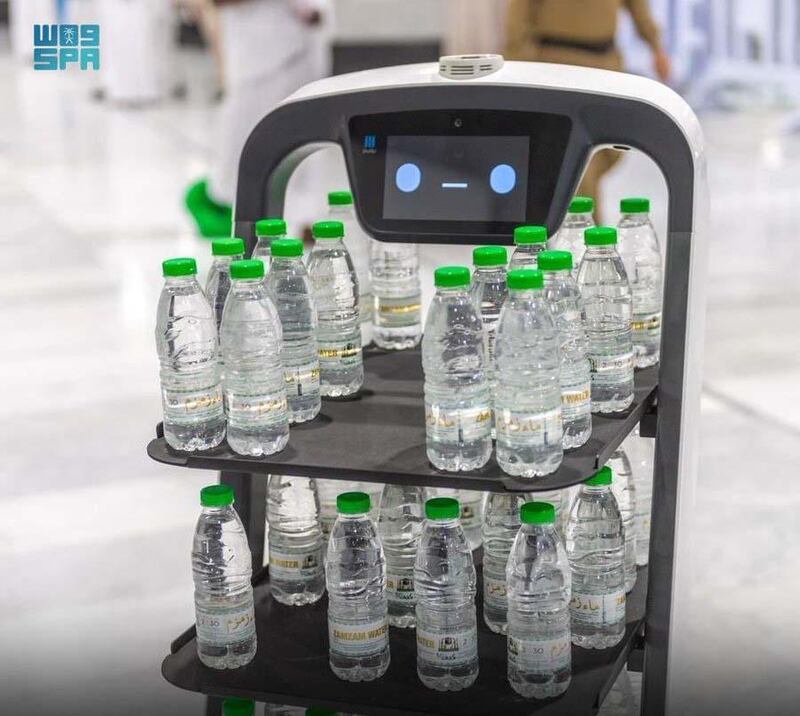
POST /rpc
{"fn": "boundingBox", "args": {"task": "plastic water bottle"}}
[494,269,563,477]
[470,245,508,438]
[624,426,653,566]
[538,250,592,449]
[205,238,245,339]
[415,497,479,691]
[617,197,663,368]
[220,259,289,456]
[328,191,373,346]
[422,266,492,472]
[307,221,363,397]
[509,225,548,270]
[578,227,634,414]
[317,480,381,541]
[267,238,321,423]
[608,448,637,593]
[156,258,225,452]
[507,501,572,699]
[565,466,626,649]
[267,474,325,605]
[550,196,595,271]
[193,484,256,668]
[370,240,422,350]
[326,492,390,681]
[223,698,254,716]
[481,491,531,634]
[432,488,484,551]
[252,218,287,268]
[377,484,425,628]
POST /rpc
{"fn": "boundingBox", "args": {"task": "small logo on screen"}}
[33,24,100,71]
[362,134,377,153]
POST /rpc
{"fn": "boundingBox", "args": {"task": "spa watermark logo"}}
[33,24,100,71]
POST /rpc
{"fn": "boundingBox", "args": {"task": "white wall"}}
[333,0,445,42]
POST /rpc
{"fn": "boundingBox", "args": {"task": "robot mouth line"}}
[441,182,469,189]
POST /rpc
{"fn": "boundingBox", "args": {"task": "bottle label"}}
[226,388,287,425]
[376,298,421,317]
[483,574,508,608]
[561,382,591,419]
[386,573,416,602]
[163,384,223,419]
[631,312,662,340]
[284,362,320,397]
[318,341,362,366]
[569,590,626,627]
[328,617,389,657]
[495,406,563,446]
[508,633,571,672]
[588,352,634,386]
[425,403,492,443]
[269,547,324,582]
[195,600,256,646]
[416,626,478,666]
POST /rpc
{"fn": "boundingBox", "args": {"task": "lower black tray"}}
[162,565,648,716]
[147,346,658,493]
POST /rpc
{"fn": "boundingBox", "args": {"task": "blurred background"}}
[1,1,799,715]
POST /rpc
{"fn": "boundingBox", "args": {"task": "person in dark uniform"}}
[505,0,671,215]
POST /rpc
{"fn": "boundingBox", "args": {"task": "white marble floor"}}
[1,41,799,716]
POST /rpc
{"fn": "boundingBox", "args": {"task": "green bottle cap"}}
[200,484,234,507]
[520,501,556,525]
[270,238,304,258]
[211,237,245,256]
[434,265,470,288]
[230,259,265,279]
[620,197,650,214]
[328,190,353,206]
[537,250,573,272]
[584,226,617,246]
[306,709,338,716]
[222,699,255,716]
[472,245,508,266]
[337,491,371,515]
[585,465,613,486]
[425,497,460,520]
[312,220,345,239]
[255,218,286,237]
[162,257,197,277]
[507,268,543,291]
[513,225,547,245]
[569,196,594,213]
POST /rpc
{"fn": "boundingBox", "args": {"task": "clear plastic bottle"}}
[550,196,595,272]
[267,474,325,606]
[608,448,637,593]
[430,488,484,551]
[328,191,373,346]
[509,225,548,270]
[494,269,563,477]
[481,491,531,634]
[326,492,390,681]
[565,466,626,649]
[507,501,572,699]
[370,240,422,350]
[377,484,425,628]
[317,480,381,542]
[224,698,255,716]
[624,425,654,566]
[538,250,592,449]
[470,245,508,439]
[193,484,256,669]
[220,259,289,456]
[414,497,479,691]
[205,238,245,340]
[252,218,287,269]
[156,258,225,452]
[267,238,321,423]
[578,227,634,414]
[617,197,662,368]
[307,221,363,397]
[422,266,492,472]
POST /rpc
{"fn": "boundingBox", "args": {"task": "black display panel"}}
[383,135,529,222]
[348,109,572,240]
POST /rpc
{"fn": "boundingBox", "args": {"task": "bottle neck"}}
[435,285,469,297]
[256,234,283,243]
[474,265,506,276]
[314,238,344,248]
[508,288,543,300]
[427,518,460,528]
[212,254,243,265]
[164,276,198,288]
[584,244,619,257]
[620,211,649,224]
[337,512,369,523]
[231,277,264,290]
[582,484,609,494]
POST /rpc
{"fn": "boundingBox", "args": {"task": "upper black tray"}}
[162,565,647,716]
[147,346,658,493]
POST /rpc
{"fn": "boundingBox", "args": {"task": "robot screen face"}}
[382,135,530,222]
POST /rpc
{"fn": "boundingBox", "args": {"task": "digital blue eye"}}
[490,164,516,194]
[396,163,422,193]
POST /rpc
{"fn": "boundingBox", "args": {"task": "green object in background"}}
[222,698,254,716]
[184,178,233,239]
